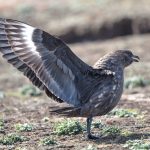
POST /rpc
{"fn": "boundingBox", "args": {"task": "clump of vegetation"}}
[16,4,35,14]
[14,123,34,132]
[123,140,150,150]
[102,126,121,136]
[125,76,147,89]
[108,108,138,117]
[20,85,42,97]
[121,129,133,137]
[82,144,97,150]
[54,119,83,135]
[0,133,28,145]
[42,117,50,122]
[92,121,105,129]
[0,91,5,99]
[40,137,57,146]
[15,147,28,150]
[0,119,4,130]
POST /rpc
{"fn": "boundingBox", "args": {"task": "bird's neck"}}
[93,58,125,89]
[93,57,124,73]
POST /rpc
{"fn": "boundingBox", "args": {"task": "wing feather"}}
[0,18,93,106]
[0,19,63,103]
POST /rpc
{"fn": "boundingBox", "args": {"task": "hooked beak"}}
[132,55,140,62]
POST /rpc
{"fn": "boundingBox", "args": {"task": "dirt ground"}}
[0,0,150,149]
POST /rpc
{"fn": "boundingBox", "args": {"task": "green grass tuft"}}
[20,85,42,97]
[102,126,121,136]
[92,121,105,129]
[15,147,28,150]
[42,117,50,122]
[108,108,138,117]
[54,119,84,135]
[0,91,5,99]
[0,119,4,126]
[0,133,28,145]
[123,140,150,150]
[121,129,133,137]
[0,119,4,130]
[82,144,97,150]
[125,76,147,89]
[40,137,57,146]
[14,123,34,132]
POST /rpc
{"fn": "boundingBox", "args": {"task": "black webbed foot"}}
[86,117,100,140]
[87,134,100,140]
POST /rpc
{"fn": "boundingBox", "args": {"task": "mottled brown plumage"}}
[0,18,140,139]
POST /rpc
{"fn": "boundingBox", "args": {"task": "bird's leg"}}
[87,117,99,139]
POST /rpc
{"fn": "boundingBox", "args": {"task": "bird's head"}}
[94,50,140,70]
[114,50,140,67]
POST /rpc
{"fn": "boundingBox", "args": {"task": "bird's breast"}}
[80,71,124,117]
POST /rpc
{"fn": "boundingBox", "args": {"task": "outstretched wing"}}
[0,18,91,106]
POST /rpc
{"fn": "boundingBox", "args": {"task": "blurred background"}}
[0,0,150,90]
[0,0,150,149]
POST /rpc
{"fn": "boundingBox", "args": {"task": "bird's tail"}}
[49,106,81,117]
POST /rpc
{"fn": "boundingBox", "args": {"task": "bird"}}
[0,18,140,139]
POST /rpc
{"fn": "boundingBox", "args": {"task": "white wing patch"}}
[56,59,75,80]
[21,24,41,58]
